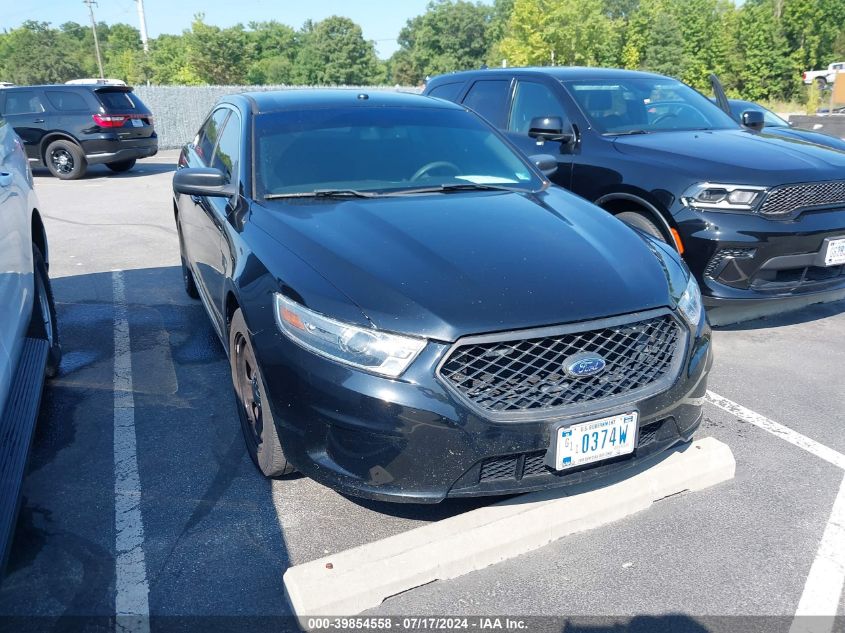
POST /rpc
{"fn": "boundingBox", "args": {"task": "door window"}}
[194,109,229,166]
[461,80,511,128]
[4,91,45,115]
[509,81,568,134]
[211,111,240,184]
[45,90,88,111]
[428,82,464,103]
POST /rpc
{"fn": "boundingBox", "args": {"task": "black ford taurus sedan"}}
[173,90,711,503]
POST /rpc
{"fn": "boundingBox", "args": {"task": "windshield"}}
[729,102,790,128]
[255,106,542,197]
[565,77,738,135]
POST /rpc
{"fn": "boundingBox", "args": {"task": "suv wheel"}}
[106,159,136,173]
[45,140,87,180]
[27,245,62,377]
[229,308,295,478]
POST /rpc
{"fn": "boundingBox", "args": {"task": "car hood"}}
[760,126,845,152]
[612,129,845,184]
[255,189,674,341]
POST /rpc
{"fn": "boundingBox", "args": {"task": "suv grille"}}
[439,314,682,416]
[759,180,845,216]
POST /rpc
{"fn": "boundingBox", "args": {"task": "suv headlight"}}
[274,294,426,378]
[681,183,768,212]
[677,275,703,330]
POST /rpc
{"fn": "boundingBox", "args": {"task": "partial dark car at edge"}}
[0,83,157,180]
[173,90,711,503]
[424,67,845,305]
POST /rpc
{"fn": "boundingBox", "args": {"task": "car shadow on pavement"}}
[558,615,711,633]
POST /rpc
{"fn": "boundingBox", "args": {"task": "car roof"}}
[428,66,671,84]
[0,84,130,92]
[228,89,461,114]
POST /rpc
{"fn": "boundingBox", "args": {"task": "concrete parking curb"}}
[283,437,736,624]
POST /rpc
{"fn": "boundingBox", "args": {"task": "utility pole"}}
[135,0,149,54]
[83,0,105,79]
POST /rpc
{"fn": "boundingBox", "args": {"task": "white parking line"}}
[113,270,150,633]
[705,391,845,470]
[705,391,845,631]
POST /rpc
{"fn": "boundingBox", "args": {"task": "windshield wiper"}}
[386,183,526,195]
[265,188,381,200]
[604,129,651,136]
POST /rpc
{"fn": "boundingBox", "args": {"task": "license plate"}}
[824,238,845,266]
[131,118,144,127]
[554,412,638,471]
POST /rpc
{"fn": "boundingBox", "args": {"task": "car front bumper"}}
[250,312,712,504]
[676,206,845,304]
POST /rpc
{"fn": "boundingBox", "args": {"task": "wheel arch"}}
[595,192,678,247]
[31,208,49,269]
[39,132,82,164]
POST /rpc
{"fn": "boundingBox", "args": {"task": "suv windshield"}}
[255,106,542,197]
[565,77,738,135]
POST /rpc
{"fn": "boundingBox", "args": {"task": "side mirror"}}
[173,167,235,198]
[529,154,558,177]
[741,110,765,132]
[528,116,574,143]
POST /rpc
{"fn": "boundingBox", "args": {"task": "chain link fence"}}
[133,85,421,150]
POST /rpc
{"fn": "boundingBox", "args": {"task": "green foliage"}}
[185,15,254,85]
[499,0,621,67]
[294,16,383,84]
[391,1,493,84]
[0,21,85,84]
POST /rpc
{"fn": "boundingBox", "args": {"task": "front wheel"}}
[615,211,669,244]
[106,158,136,173]
[27,245,62,377]
[229,309,295,478]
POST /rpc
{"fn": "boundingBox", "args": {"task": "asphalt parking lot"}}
[1,151,844,632]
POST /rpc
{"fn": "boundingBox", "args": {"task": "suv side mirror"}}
[173,167,235,198]
[741,110,765,132]
[528,116,574,143]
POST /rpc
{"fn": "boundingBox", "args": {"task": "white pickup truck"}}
[803,62,845,87]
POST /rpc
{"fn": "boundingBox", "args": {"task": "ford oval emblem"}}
[564,353,607,378]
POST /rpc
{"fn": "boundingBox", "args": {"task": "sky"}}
[0,0,463,58]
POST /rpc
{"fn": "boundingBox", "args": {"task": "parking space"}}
[1,152,844,630]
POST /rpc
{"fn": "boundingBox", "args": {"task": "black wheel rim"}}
[234,333,263,446]
[50,148,74,175]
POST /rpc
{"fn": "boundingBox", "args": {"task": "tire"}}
[175,217,199,299]
[44,139,87,180]
[615,211,669,244]
[27,245,62,378]
[816,77,827,89]
[229,309,295,478]
[106,158,136,173]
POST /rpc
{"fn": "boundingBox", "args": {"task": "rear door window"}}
[194,109,230,166]
[428,82,464,103]
[461,79,511,128]
[45,90,89,112]
[97,90,137,111]
[4,90,45,115]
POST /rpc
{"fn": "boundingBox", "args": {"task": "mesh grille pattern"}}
[759,181,845,216]
[479,457,516,481]
[522,452,549,478]
[703,248,756,278]
[440,316,681,415]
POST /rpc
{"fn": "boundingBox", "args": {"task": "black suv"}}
[424,67,845,304]
[0,84,157,179]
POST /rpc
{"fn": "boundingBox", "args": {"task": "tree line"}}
[1,0,844,102]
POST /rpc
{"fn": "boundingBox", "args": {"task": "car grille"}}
[759,180,845,216]
[438,313,683,417]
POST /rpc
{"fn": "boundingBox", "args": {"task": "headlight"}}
[681,183,767,211]
[677,275,703,329]
[273,294,426,378]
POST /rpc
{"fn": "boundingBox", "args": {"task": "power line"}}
[82,0,104,79]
